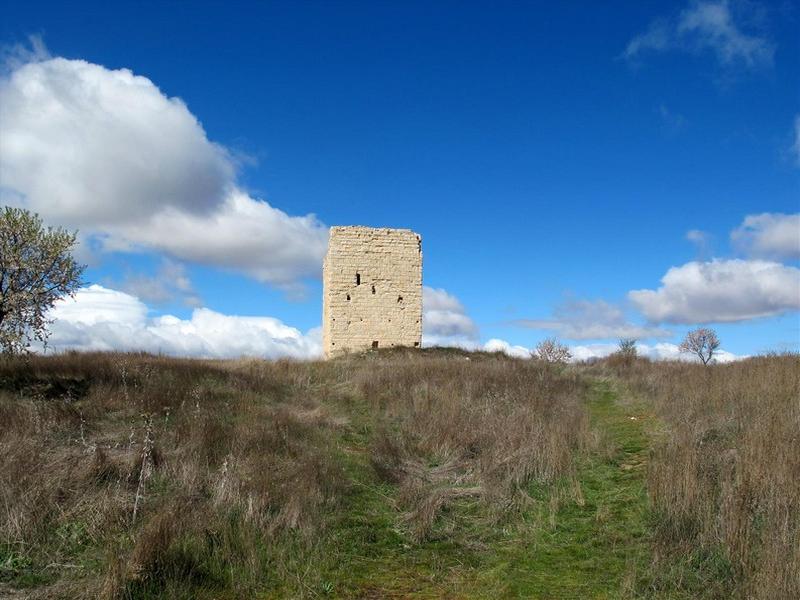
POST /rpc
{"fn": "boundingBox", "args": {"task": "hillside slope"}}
[1,350,797,598]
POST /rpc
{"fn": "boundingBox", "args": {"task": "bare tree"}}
[679,327,720,365]
[608,337,638,368]
[0,207,85,354]
[533,337,572,364]
[617,338,637,359]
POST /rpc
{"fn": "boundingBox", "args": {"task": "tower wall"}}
[322,226,422,358]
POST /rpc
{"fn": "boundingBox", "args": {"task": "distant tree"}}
[679,327,720,365]
[0,207,85,354]
[617,338,637,359]
[534,337,572,364]
[606,338,638,370]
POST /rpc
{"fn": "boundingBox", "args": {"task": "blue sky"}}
[1,0,798,359]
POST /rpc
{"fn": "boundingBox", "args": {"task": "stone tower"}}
[322,226,422,358]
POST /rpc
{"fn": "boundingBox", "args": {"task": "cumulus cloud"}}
[115,259,201,307]
[422,287,540,357]
[422,286,479,347]
[48,284,533,360]
[629,259,800,324]
[0,53,328,291]
[731,213,800,260]
[483,338,531,358]
[44,285,321,359]
[570,341,745,363]
[514,298,672,340]
[623,0,774,69]
[42,286,752,363]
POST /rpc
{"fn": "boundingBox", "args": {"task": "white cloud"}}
[431,336,746,363]
[625,19,672,59]
[421,288,539,357]
[686,229,708,244]
[730,213,800,261]
[44,285,321,359]
[686,228,714,259]
[514,298,672,340]
[42,286,752,364]
[423,286,466,314]
[115,259,201,307]
[0,53,328,291]
[623,1,774,69]
[103,191,328,291]
[0,34,50,72]
[48,285,530,360]
[732,213,800,260]
[483,338,531,358]
[629,259,800,324]
[422,286,479,347]
[570,341,745,363]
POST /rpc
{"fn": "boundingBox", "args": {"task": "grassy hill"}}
[1,350,797,599]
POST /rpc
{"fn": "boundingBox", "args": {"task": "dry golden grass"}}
[2,349,796,598]
[0,352,349,598]
[357,351,588,540]
[0,349,587,598]
[610,354,800,598]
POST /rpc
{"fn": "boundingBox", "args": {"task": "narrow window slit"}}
[372,341,379,348]
[371,285,376,294]
[355,273,361,286]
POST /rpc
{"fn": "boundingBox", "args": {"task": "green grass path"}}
[316,379,656,599]
[485,379,653,598]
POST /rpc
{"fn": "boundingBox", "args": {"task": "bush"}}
[533,337,572,363]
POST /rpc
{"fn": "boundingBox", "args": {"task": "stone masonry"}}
[322,226,422,358]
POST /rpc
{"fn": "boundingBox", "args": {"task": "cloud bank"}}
[42,286,750,363]
[0,54,328,291]
[45,285,321,359]
[422,287,534,357]
[46,284,523,361]
[483,338,532,358]
[570,341,744,363]
[422,286,480,347]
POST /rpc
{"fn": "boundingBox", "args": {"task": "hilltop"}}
[1,350,797,599]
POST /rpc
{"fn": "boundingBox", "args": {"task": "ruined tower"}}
[322,226,422,358]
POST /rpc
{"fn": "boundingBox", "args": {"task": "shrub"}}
[533,337,572,363]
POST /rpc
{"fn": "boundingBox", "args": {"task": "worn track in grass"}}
[312,379,655,599]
